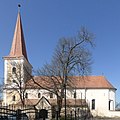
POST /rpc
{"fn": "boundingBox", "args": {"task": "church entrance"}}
[39,109,48,120]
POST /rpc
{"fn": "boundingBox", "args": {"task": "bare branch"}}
[34,27,94,116]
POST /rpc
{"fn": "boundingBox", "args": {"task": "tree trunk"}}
[19,92,25,108]
[57,96,62,117]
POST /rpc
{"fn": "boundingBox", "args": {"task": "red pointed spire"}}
[8,12,28,61]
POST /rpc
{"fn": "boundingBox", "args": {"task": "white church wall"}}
[25,89,54,99]
[109,89,116,110]
[25,88,116,115]
[84,89,116,117]
[25,88,116,116]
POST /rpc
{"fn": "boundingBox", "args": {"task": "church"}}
[2,11,120,118]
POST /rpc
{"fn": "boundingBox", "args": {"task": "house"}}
[2,11,120,118]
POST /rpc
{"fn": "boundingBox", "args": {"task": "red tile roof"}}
[26,76,116,90]
[5,12,28,61]
[16,99,38,106]
[49,99,87,107]
[69,76,116,89]
[16,98,87,107]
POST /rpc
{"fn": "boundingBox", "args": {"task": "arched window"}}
[109,100,111,110]
[92,99,95,110]
[12,79,16,83]
[12,67,16,74]
[109,100,114,110]
[25,93,28,99]
[50,93,53,98]
[12,95,16,101]
[74,92,76,98]
[38,93,41,98]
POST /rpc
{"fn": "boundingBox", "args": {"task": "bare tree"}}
[33,27,94,117]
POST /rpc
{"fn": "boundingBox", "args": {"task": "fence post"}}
[70,111,72,120]
[75,110,76,120]
[16,109,21,120]
[56,106,59,120]
[78,108,79,119]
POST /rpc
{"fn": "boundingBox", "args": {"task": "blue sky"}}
[0,0,120,102]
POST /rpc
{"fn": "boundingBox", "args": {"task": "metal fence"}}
[0,105,93,120]
[0,105,44,120]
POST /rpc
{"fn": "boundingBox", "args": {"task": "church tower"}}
[3,11,32,105]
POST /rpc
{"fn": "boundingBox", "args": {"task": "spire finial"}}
[18,4,21,12]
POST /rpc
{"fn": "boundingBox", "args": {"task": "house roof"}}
[49,98,87,107]
[5,12,28,61]
[69,76,116,89]
[26,76,116,90]
[16,98,87,107]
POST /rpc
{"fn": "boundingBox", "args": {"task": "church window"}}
[50,93,53,98]
[92,99,95,110]
[109,100,114,110]
[38,93,41,98]
[109,100,111,110]
[12,95,16,101]
[25,93,28,99]
[74,91,76,98]
[13,79,16,83]
[12,67,16,74]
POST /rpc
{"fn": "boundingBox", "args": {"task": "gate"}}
[36,109,48,120]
